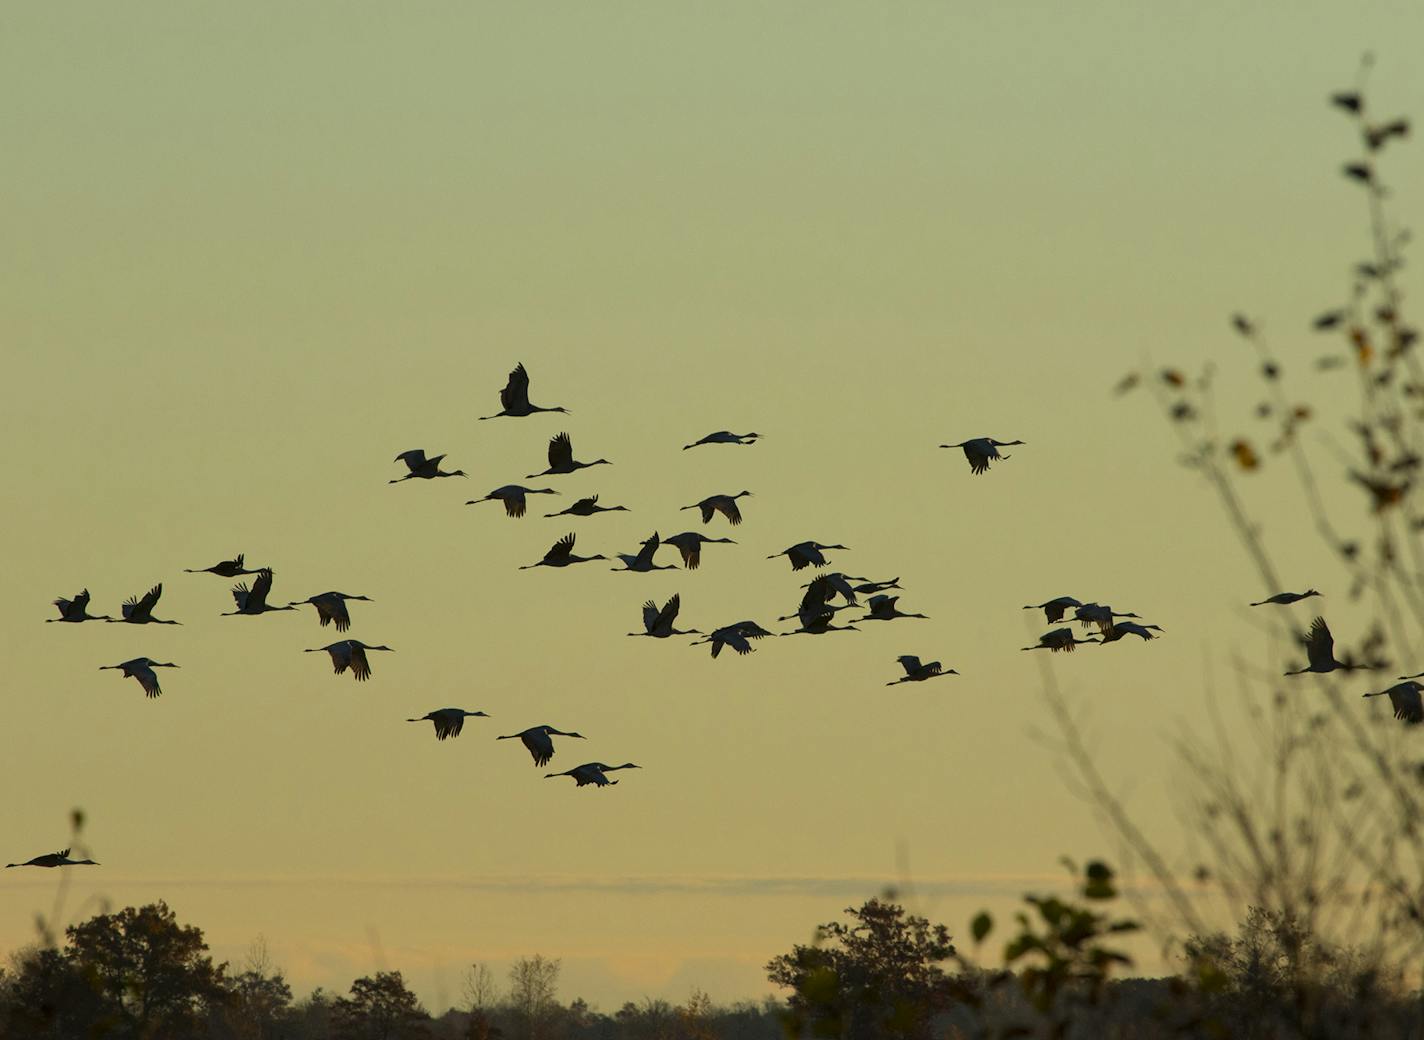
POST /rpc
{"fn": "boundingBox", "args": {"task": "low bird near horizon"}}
[499,725,586,767]
[940,437,1025,475]
[630,594,700,638]
[610,532,677,572]
[692,620,774,658]
[48,589,112,623]
[527,432,609,478]
[6,848,98,869]
[184,554,262,577]
[1100,622,1164,643]
[683,430,760,450]
[663,531,735,570]
[466,485,559,518]
[545,762,640,787]
[1363,681,1423,724]
[859,595,928,622]
[681,491,752,526]
[1024,596,1083,624]
[545,494,629,518]
[100,658,178,698]
[521,532,607,570]
[1284,617,1357,676]
[1022,628,1101,652]
[287,591,372,632]
[768,541,849,572]
[1250,589,1323,606]
[222,570,297,617]
[478,362,570,420]
[887,656,959,686]
[305,640,393,682]
[407,708,489,740]
[391,449,467,483]
[112,583,179,625]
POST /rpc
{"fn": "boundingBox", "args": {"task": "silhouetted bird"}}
[1023,596,1083,624]
[779,575,852,626]
[683,431,760,450]
[545,762,640,787]
[545,494,629,518]
[781,611,859,637]
[1022,628,1101,653]
[663,531,736,570]
[112,584,180,625]
[1072,603,1140,636]
[1099,622,1164,643]
[479,362,570,420]
[185,554,263,578]
[222,570,297,617]
[630,594,700,638]
[801,573,861,606]
[851,577,901,596]
[390,449,467,483]
[407,708,489,740]
[305,640,394,682]
[288,592,373,632]
[521,533,607,570]
[466,485,559,518]
[1363,681,1423,724]
[1284,617,1353,675]
[767,541,848,571]
[681,491,752,526]
[499,725,586,767]
[611,532,678,572]
[47,589,111,623]
[859,595,928,622]
[1250,589,1322,606]
[887,656,958,686]
[100,658,178,698]
[940,437,1025,475]
[527,433,610,478]
[6,848,98,868]
[691,621,774,658]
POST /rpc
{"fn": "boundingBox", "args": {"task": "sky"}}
[3,0,1423,1013]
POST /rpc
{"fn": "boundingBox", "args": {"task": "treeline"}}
[1,892,1421,1039]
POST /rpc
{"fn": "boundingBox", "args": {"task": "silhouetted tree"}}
[331,971,430,1040]
[766,898,957,1040]
[507,956,559,1040]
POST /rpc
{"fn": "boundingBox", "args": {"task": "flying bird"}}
[287,592,373,632]
[99,658,178,698]
[527,433,610,478]
[390,449,467,483]
[544,494,630,518]
[498,725,586,767]
[1071,603,1141,636]
[112,584,180,625]
[304,640,394,682]
[780,612,859,637]
[887,656,959,686]
[851,577,902,596]
[683,431,760,450]
[692,621,774,658]
[466,485,559,518]
[779,575,855,626]
[801,573,861,606]
[407,708,490,740]
[1363,681,1423,724]
[610,532,678,572]
[680,491,752,526]
[184,554,262,577]
[6,848,99,869]
[1022,628,1101,653]
[222,570,298,617]
[767,541,849,572]
[521,532,607,569]
[1250,590,1323,606]
[1284,617,1353,675]
[630,594,700,638]
[478,362,570,420]
[663,531,736,570]
[1023,597,1083,625]
[940,438,1025,475]
[1099,622,1164,643]
[545,762,640,787]
[858,595,928,622]
[47,589,111,623]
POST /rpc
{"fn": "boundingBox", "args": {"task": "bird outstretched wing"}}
[501,362,531,412]
[897,655,922,675]
[1304,617,1333,670]
[653,594,681,633]
[641,599,660,633]
[549,432,573,469]
[348,644,372,681]
[545,533,577,564]
[314,595,351,632]
[633,532,661,567]
[250,569,274,607]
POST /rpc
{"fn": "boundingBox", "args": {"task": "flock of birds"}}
[9,362,1417,869]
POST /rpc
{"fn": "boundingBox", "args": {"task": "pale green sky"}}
[2,0,1421,1011]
